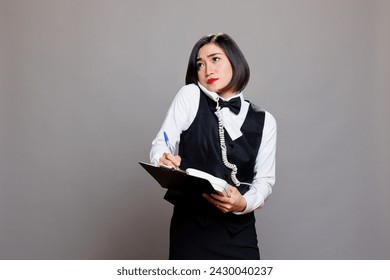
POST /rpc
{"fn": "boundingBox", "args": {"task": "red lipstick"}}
[207,78,219,84]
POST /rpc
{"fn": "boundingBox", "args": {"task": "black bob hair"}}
[185,33,250,93]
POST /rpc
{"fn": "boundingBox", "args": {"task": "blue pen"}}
[163,131,175,154]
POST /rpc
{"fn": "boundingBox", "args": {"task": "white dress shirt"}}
[150,83,277,214]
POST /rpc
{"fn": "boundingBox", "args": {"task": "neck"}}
[217,89,237,99]
[197,82,239,101]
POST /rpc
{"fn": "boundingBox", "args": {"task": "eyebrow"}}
[196,52,223,61]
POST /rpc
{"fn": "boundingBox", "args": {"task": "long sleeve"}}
[235,111,277,214]
[150,84,200,165]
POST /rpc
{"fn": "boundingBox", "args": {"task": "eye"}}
[197,62,205,69]
[213,57,221,62]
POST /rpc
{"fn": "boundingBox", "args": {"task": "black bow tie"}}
[217,97,241,114]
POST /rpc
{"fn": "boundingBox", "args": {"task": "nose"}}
[204,62,214,77]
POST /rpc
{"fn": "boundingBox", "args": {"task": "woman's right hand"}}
[158,152,181,168]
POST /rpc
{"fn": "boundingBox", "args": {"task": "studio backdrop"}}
[0,0,389,259]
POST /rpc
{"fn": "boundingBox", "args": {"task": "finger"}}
[159,153,177,167]
[203,193,221,207]
[203,194,228,212]
[210,191,226,198]
[210,193,230,203]
[204,193,223,204]
[202,193,214,204]
[217,204,228,213]
[172,155,181,167]
[165,153,181,167]
[158,154,171,166]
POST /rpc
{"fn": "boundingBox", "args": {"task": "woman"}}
[150,33,277,259]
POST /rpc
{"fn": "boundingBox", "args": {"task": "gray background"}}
[1,0,389,259]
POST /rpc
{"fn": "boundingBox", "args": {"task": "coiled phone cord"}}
[215,98,251,187]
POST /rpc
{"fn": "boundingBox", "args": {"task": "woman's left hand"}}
[202,186,247,213]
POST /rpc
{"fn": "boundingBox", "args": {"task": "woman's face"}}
[197,43,235,98]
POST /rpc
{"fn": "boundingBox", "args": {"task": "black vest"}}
[165,88,265,234]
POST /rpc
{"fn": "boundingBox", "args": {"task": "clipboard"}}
[139,162,222,194]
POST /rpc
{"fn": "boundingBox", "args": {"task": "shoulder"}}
[172,84,200,107]
[176,83,200,98]
[246,100,266,117]
[263,110,277,136]
[246,100,276,128]
[264,111,276,127]
[169,84,201,118]
[248,102,264,113]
